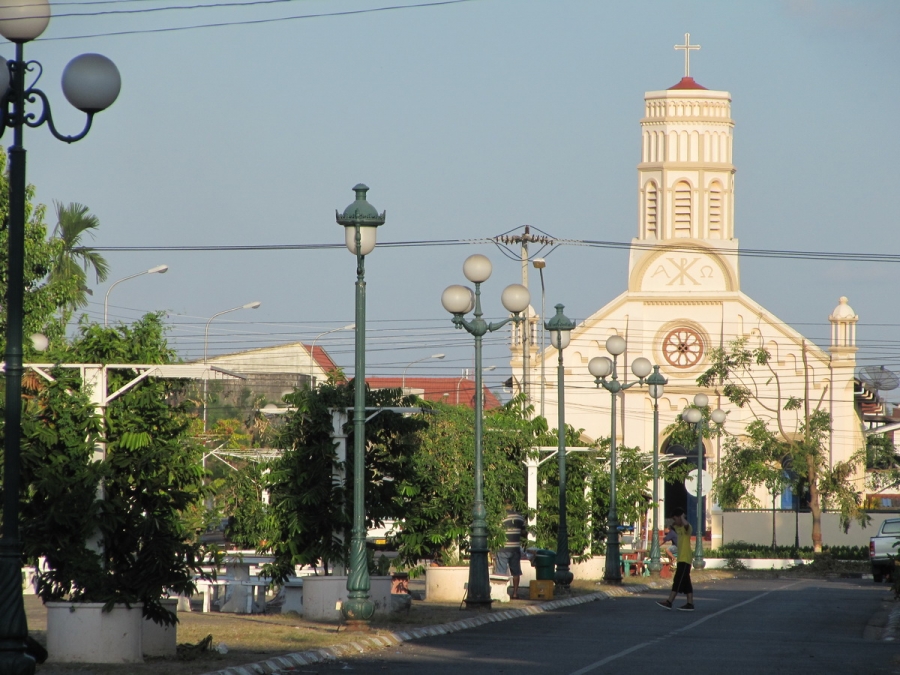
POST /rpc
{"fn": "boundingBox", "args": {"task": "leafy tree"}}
[262,377,426,581]
[710,420,792,549]
[48,201,109,315]
[221,460,273,549]
[698,337,868,552]
[16,368,105,605]
[9,314,212,625]
[393,398,539,574]
[0,150,110,348]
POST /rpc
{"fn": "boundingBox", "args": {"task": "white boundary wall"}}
[714,511,897,548]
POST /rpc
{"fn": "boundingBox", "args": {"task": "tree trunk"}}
[807,455,823,552]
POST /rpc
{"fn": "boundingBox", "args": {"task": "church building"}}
[514,41,864,536]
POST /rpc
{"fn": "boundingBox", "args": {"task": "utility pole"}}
[494,226,554,408]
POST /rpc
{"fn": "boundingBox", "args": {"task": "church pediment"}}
[629,241,738,293]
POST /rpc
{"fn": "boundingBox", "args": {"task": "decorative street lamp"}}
[588,336,653,584]
[646,365,668,576]
[402,353,445,391]
[545,304,575,586]
[682,393,726,570]
[442,254,529,610]
[336,184,385,626]
[104,264,168,326]
[0,1,121,669]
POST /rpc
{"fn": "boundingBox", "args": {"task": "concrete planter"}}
[424,566,469,603]
[47,602,143,663]
[142,599,178,658]
[301,575,392,622]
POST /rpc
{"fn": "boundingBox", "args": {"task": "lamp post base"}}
[343,619,374,633]
[554,569,573,587]
[463,598,494,612]
[0,543,34,675]
[340,598,375,623]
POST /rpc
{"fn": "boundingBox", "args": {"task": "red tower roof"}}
[668,76,708,90]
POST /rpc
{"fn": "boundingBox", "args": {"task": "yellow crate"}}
[529,579,554,600]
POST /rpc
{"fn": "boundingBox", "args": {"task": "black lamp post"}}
[545,304,574,587]
[0,1,120,670]
[442,254,530,610]
[336,184,384,627]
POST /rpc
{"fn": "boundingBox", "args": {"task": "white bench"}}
[193,578,231,613]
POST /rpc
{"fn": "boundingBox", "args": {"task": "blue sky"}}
[7,0,900,398]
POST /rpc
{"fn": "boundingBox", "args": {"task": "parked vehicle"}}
[869,518,900,582]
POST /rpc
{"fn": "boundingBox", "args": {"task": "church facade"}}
[513,70,864,528]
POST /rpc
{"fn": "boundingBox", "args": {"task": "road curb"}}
[199,583,659,674]
[883,600,900,641]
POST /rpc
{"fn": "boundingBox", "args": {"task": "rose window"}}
[662,328,704,368]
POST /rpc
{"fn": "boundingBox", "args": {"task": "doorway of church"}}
[662,442,706,536]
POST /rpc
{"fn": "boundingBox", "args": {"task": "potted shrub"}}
[15,317,212,662]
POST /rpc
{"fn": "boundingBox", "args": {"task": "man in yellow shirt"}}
[656,507,694,611]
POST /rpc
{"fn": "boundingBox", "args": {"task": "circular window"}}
[662,328,704,368]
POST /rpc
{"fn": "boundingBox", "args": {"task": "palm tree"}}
[49,201,109,312]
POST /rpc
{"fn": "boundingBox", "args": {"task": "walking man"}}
[656,507,694,611]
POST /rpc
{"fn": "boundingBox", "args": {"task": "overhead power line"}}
[20,0,475,42]
[87,236,900,264]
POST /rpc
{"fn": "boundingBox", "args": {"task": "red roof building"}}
[366,376,502,410]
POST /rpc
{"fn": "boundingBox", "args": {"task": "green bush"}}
[706,541,867,560]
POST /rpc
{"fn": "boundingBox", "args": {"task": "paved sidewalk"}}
[200,581,666,675]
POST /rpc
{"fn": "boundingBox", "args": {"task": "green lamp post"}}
[646,365,668,576]
[682,393,726,570]
[0,1,120,670]
[442,254,530,610]
[336,184,385,626]
[588,336,653,585]
[545,304,575,586]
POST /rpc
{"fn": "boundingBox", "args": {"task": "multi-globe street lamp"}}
[545,304,575,586]
[588,336,653,584]
[646,365,668,576]
[336,184,385,626]
[0,0,121,669]
[103,265,169,326]
[402,353,445,391]
[442,254,530,609]
[682,393,726,570]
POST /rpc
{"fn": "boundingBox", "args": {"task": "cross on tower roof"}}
[674,33,700,77]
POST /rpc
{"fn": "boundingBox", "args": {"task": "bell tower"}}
[629,34,740,294]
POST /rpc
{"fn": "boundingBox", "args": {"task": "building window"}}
[646,182,658,239]
[674,181,692,237]
[662,327,704,368]
[708,181,722,238]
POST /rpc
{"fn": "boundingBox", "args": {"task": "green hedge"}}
[705,541,867,561]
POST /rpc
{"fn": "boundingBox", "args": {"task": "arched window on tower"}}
[708,181,723,238]
[645,182,658,239]
[673,181,692,237]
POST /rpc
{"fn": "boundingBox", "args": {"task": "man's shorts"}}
[494,548,522,576]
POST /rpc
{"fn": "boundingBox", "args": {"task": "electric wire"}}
[16,0,476,42]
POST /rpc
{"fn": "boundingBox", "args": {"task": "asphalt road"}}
[314,577,899,675]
